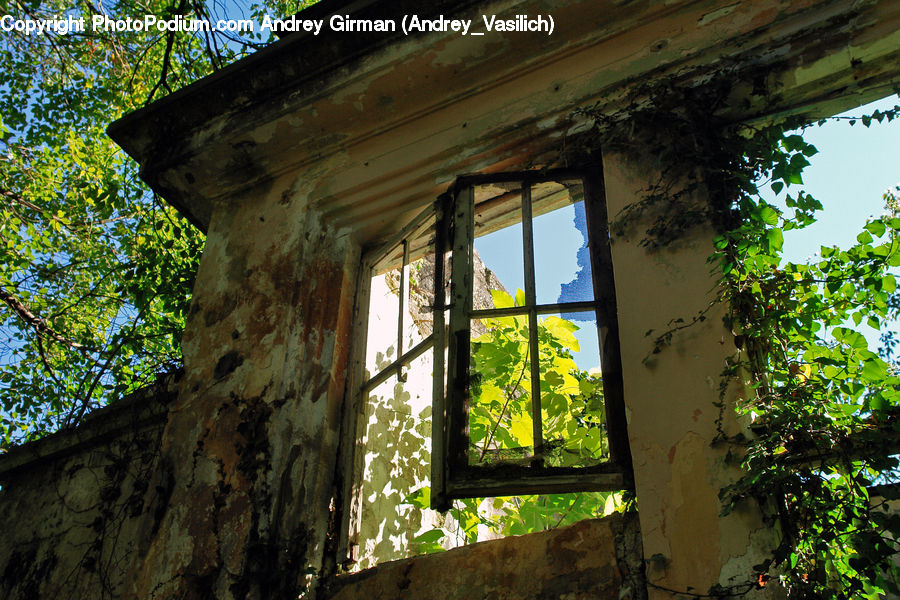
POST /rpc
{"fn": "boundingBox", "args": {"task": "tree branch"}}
[0,284,85,351]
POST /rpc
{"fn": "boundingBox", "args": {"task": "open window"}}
[338,167,632,566]
[431,169,632,510]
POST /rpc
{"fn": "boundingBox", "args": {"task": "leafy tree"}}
[0,0,314,447]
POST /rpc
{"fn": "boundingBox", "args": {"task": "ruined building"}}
[2,0,900,598]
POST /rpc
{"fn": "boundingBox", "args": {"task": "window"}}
[431,169,632,509]
[337,168,632,565]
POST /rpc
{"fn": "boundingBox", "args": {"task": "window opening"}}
[339,168,631,569]
[338,203,447,570]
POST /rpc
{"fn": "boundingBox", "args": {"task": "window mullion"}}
[431,196,450,511]
[446,184,474,484]
[520,182,544,462]
[397,238,410,381]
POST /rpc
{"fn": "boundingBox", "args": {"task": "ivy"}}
[584,72,900,597]
[718,180,900,598]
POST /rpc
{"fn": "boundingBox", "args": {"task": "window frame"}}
[336,204,439,566]
[430,167,633,510]
[336,166,634,563]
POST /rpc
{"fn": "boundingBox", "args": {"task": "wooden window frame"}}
[336,166,633,564]
[430,167,633,511]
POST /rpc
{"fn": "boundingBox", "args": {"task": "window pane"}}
[468,315,534,465]
[473,182,524,304]
[405,214,438,337]
[407,256,434,337]
[366,267,401,375]
[538,312,606,467]
[357,350,436,568]
[473,223,523,309]
[533,181,593,306]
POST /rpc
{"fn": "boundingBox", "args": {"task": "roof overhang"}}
[108,0,900,244]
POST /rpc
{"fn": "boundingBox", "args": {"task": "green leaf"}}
[760,205,779,226]
[544,370,565,387]
[491,289,515,308]
[412,529,446,544]
[864,220,886,237]
[515,288,527,307]
[578,379,595,396]
[766,228,784,252]
[860,359,887,382]
[403,487,431,509]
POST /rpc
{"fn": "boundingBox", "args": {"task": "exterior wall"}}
[602,153,778,598]
[324,511,645,600]
[0,377,175,599]
[125,174,362,599]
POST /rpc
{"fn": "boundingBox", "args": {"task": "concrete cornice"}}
[108,0,900,245]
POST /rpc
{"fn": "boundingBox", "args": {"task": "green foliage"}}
[0,0,317,447]
[718,177,900,598]
[468,289,607,466]
[583,71,900,596]
[404,291,620,552]
[690,109,900,596]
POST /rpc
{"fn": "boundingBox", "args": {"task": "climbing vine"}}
[579,74,900,598]
[716,153,900,599]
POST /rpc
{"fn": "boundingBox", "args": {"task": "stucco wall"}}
[602,153,779,598]
[0,376,175,599]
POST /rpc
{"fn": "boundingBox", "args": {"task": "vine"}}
[575,73,900,598]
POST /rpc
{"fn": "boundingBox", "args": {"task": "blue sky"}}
[477,93,900,371]
[772,94,900,263]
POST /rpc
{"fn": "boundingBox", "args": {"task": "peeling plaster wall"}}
[126,175,361,599]
[602,153,778,599]
[324,511,645,600]
[0,378,175,600]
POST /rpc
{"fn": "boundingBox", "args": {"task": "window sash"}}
[431,168,632,511]
[337,200,438,563]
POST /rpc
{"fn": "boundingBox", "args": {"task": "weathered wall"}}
[324,511,645,600]
[602,153,778,599]
[125,174,361,599]
[0,376,175,599]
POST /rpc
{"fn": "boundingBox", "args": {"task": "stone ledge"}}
[0,371,179,480]
[322,511,645,600]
